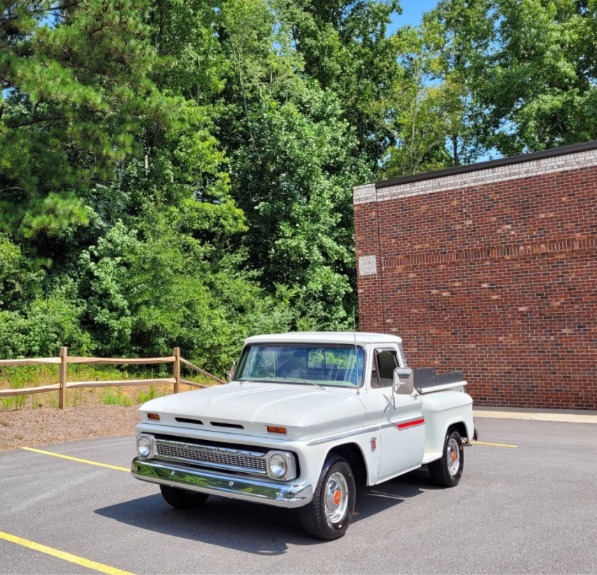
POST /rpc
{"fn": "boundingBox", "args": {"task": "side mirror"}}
[393,367,414,395]
[227,360,237,383]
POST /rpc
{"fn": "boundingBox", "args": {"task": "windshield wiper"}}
[282,378,325,389]
[237,377,325,389]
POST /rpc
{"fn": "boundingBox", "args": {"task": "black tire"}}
[160,485,209,509]
[429,429,464,487]
[299,454,356,541]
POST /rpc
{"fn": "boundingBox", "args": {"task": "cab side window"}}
[372,349,398,388]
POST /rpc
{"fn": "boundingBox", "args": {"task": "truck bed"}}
[414,368,466,394]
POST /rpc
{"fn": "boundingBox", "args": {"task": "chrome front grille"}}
[154,438,267,475]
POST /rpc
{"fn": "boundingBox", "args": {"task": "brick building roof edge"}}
[375,140,597,190]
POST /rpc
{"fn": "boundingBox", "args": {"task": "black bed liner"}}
[414,368,465,392]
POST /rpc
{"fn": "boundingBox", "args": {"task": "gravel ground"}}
[0,405,141,452]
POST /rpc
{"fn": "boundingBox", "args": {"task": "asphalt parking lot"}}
[1,416,596,575]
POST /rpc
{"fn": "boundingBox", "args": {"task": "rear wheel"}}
[160,485,209,509]
[299,454,356,540]
[429,430,464,487]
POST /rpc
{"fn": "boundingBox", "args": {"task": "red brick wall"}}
[354,160,597,409]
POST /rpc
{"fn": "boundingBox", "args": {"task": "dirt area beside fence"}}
[0,404,140,452]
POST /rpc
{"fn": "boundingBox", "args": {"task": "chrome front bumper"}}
[131,458,313,508]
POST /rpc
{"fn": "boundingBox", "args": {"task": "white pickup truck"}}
[132,332,476,540]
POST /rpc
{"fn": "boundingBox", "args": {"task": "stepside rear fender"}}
[421,391,474,463]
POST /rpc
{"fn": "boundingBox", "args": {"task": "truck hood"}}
[139,381,365,440]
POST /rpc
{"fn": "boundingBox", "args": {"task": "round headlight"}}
[137,435,152,458]
[268,453,288,478]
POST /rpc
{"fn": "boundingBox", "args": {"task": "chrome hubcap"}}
[447,438,461,476]
[324,472,348,524]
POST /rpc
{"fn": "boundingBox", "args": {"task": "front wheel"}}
[160,485,209,509]
[299,454,356,541]
[429,430,464,487]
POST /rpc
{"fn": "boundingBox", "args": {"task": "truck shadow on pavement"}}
[94,468,434,555]
[355,467,438,521]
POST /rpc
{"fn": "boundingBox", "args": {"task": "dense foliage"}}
[2,0,596,374]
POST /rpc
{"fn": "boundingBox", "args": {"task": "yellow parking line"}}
[473,440,518,448]
[21,447,129,472]
[0,531,134,575]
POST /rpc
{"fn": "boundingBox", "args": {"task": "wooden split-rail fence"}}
[0,347,225,409]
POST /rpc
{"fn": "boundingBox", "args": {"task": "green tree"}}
[425,0,597,156]
[205,0,374,328]
[382,25,456,177]
[0,234,41,310]
[382,0,495,178]
[232,93,367,328]
[79,215,291,374]
[0,0,159,255]
[485,0,597,153]
[280,0,403,168]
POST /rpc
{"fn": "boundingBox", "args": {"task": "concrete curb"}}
[473,407,597,424]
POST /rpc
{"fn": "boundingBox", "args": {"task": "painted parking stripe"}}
[0,531,134,575]
[472,440,518,448]
[21,447,129,472]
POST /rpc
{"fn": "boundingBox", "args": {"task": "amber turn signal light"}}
[266,425,287,434]
[147,413,160,421]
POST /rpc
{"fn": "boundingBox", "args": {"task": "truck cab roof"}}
[244,332,403,346]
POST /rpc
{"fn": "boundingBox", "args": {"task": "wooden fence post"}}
[59,346,68,409]
[173,347,180,394]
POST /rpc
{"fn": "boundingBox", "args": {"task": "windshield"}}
[236,344,365,388]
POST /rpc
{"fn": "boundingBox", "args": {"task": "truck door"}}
[365,348,425,482]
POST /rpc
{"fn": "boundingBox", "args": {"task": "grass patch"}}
[0,365,58,410]
[137,385,161,404]
[0,361,218,411]
[102,387,133,406]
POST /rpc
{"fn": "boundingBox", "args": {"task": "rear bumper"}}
[131,458,313,508]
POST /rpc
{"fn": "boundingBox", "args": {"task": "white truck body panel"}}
[139,382,367,442]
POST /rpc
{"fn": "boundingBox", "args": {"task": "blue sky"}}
[390,0,439,31]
